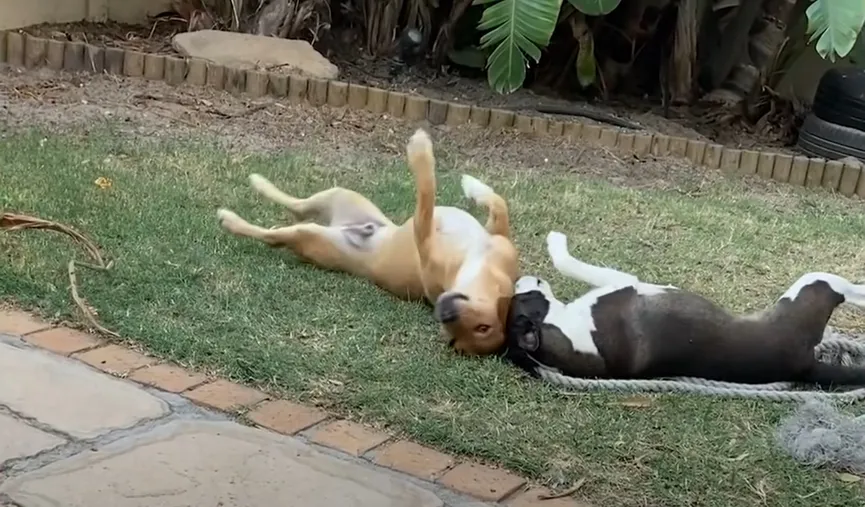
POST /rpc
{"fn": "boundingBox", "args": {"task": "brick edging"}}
[0,308,575,506]
[1,29,863,200]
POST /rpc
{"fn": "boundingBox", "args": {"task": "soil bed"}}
[22,19,187,55]
[16,20,798,155]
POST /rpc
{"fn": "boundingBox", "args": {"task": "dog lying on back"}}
[217,129,519,355]
[504,231,865,388]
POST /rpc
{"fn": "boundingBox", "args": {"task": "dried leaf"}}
[613,396,653,408]
[94,176,112,190]
[838,473,862,483]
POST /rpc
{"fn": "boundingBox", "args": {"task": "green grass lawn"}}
[3,127,865,506]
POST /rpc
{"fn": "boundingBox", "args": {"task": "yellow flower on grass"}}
[94,177,112,190]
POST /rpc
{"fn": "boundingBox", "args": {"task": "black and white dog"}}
[503,231,865,387]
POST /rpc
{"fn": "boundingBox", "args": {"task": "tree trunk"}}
[702,0,796,115]
[705,0,764,92]
[364,0,403,55]
[669,0,699,104]
[747,0,797,92]
[432,0,473,65]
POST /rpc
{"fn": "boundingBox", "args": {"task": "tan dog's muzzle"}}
[434,292,468,324]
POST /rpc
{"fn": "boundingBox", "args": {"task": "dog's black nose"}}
[435,292,469,323]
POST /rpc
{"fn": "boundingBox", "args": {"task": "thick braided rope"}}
[537,337,865,402]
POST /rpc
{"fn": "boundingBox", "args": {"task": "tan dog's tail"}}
[461,175,510,238]
[407,129,436,266]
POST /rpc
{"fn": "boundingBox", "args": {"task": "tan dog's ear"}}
[496,295,512,325]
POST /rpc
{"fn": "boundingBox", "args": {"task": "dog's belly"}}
[363,207,487,301]
[434,206,489,252]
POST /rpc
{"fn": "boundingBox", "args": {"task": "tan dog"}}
[216,129,519,355]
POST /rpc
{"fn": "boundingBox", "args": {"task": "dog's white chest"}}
[548,291,604,356]
[434,206,490,291]
[552,283,670,356]
[434,206,489,251]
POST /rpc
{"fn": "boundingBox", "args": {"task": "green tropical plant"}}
[568,0,621,90]
[805,0,865,62]
[474,0,563,94]
[575,27,596,87]
[474,0,621,94]
[568,0,620,17]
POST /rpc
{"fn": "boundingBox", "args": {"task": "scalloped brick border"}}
[0,308,580,506]
[2,30,862,200]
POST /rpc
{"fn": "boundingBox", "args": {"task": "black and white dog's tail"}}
[803,362,865,388]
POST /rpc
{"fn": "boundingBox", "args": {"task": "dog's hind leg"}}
[546,231,639,288]
[461,175,510,238]
[779,272,865,308]
[768,272,865,350]
[248,174,394,228]
[217,209,367,274]
[800,362,865,388]
[778,274,865,388]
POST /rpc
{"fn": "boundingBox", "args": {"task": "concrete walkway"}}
[0,331,498,507]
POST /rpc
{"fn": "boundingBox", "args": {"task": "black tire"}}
[812,67,865,133]
[796,113,865,162]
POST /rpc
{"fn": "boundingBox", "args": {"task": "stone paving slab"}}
[0,340,168,439]
[0,313,572,506]
[0,310,51,336]
[0,413,65,463]
[0,419,445,507]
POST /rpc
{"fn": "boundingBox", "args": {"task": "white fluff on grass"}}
[776,398,865,474]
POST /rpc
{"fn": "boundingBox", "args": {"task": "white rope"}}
[536,337,865,402]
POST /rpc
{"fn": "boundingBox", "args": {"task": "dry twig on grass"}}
[538,477,586,500]
[130,92,270,120]
[1,212,119,338]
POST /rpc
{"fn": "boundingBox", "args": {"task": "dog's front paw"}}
[546,231,569,258]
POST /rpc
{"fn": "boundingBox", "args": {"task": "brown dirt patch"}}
[0,66,713,191]
[20,19,187,55]
[13,21,799,155]
[0,64,823,207]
